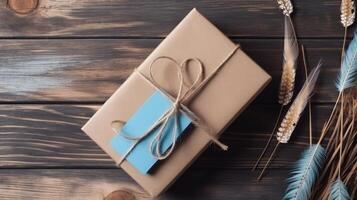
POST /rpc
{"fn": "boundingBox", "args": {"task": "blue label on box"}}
[110,91,192,174]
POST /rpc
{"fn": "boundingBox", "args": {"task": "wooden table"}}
[0,0,348,199]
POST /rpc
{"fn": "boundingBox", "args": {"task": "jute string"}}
[116,45,240,166]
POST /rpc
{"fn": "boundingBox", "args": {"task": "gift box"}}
[82,8,271,197]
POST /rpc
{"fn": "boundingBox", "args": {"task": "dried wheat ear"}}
[341,0,355,27]
[277,0,293,16]
[278,67,296,105]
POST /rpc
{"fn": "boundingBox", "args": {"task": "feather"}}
[278,16,299,105]
[341,0,355,27]
[277,0,294,16]
[283,144,327,200]
[277,62,321,143]
[336,31,357,92]
[330,179,350,200]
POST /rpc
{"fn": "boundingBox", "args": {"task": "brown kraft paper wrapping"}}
[82,8,271,197]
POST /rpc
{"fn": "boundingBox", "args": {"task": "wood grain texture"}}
[0,104,331,169]
[0,39,344,103]
[0,169,288,200]
[0,0,353,38]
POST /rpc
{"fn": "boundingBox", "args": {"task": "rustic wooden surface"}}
[0,0,350,199]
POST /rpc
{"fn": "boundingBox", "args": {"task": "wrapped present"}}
[82,8,271,197]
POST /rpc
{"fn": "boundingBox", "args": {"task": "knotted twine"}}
[115,45,240,166]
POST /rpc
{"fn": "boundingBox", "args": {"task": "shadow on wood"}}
[7,0,38,14]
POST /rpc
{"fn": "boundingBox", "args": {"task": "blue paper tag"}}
[110,91,192,174]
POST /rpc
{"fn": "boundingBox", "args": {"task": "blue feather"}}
[283,144,327,200]
[336,30,357,92]
[330,179,350,200]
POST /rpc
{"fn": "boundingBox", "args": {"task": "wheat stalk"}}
[252,14,298,172]
[277,0,293,16]
[277,62,322,143]
[341,0,355,28]
[257,62,322,180]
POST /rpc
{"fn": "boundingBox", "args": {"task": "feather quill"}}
[277,62,321,143]
[283,144,327,200]
[278,16,299,105]
[330,179,350,200]
[277,0,294,16]
[336,31,357,92]
[341,0,355,27]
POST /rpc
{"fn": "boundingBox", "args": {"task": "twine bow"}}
[115,45,240,166]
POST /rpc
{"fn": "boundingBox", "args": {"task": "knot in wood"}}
[7,0,38,14]
[104,190,136,200]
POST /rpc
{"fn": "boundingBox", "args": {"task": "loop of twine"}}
[116,45,240,166]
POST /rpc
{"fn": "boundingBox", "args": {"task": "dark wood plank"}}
[0,168,288,200]
[0,104,331,168]
[0,0,352,38]
[0,39,344,103]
